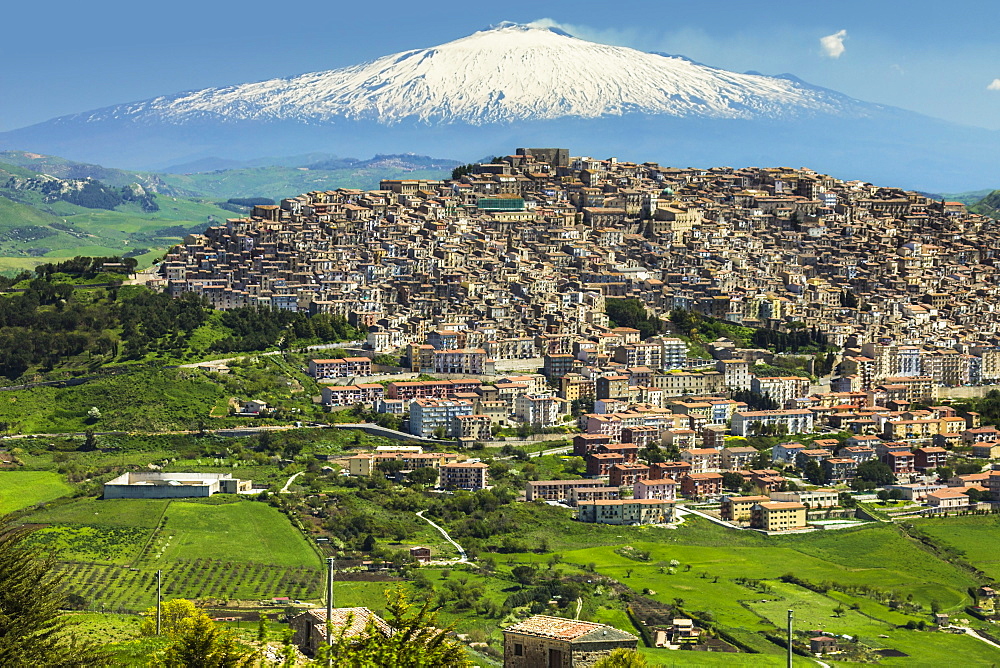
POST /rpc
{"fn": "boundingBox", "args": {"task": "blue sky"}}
[2,0,999,132]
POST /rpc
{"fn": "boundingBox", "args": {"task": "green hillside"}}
[157,164,451,200]
[936,188,996,206]
[970,189,1000,218]
[0,162,237,273]
[0,150,456,272]
[0,150,190,195]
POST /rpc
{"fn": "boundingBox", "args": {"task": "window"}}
[514,643,523,656]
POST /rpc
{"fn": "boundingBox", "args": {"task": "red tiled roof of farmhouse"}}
[504,615,638,642]
[307,607,393,641]
[504,616,609,640]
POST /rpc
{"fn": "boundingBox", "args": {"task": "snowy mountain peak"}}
[73,22,878,128]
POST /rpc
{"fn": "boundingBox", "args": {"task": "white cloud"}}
[820,30,848,59]
[989,79,1000,91]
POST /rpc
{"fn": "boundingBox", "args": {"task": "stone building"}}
[503,615,638,667]
[289,607,392,656]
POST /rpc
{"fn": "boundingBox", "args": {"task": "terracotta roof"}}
[300,607,393,641]
[504,615,636,642]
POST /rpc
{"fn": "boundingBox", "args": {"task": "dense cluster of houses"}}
[154,147,1000,527]
[156,147,1000,392]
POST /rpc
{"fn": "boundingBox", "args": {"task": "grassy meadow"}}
[910,514,1000,581]
[0,470,73,514]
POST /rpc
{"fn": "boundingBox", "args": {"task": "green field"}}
[748,581,902,635]
[25,497,325,611]
[0,470,73,513]
[554,525,974,613]
[911,514,1000,581]
[151,500,319,567]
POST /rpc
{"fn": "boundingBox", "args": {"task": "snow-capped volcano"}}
[2,22,998,190]
[77,23,875,126]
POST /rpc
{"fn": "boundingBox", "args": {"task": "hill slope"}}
[971,190,1000,218]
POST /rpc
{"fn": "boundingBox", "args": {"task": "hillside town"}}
[152,148,1000,522]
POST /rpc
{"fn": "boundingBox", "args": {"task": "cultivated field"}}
[26,497,325,611]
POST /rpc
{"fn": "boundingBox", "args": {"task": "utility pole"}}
[326,557,334,668]
[786,608,793,668]
[156,570,162,636]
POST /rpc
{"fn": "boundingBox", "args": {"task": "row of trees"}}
[34,255,137,280]
[212,308,361,353]
[749,323,831,353]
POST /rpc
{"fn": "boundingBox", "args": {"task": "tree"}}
[406,467,439,486]
[86,406,101,421]
[955,462,982,475]
[316,587,468,667]
[141,598,200,637]
[257,614,269,644]
[162,610,256,668]
[65,593,88,610]
[857,460,895,486]
[802,460,825,485]
[0,515,107,667]
[876,490,890,503]
[721,471,745,490]
[82,430,98,452]
[593,648,648,668]
[511,565,536,586]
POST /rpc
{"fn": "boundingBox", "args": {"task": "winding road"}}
[416,510,469,563]
[279,471,304,493]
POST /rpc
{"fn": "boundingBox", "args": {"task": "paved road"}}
[280,471,304,493]
[532,445,573,458]
[956,626,1000,650]
[674,505,739,530]
[178,341,366,369]
[1,423,324,440]
[495,444,573,461]
[416,510,468,563]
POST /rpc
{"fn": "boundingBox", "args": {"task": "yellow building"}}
[720,495,770,522]
[750,502,807,531]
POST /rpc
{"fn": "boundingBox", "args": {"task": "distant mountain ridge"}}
[2,23,999,190]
